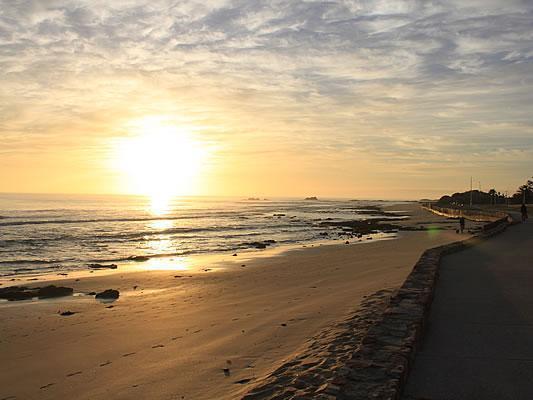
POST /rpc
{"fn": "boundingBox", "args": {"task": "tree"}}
[511,176,533,204]
[488,188,497,205]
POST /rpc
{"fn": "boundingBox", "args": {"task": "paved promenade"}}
[404,219,533,399]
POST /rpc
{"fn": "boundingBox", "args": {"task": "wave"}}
[0,209,283,227]
[0,222,311,248]
[0,237,301,269]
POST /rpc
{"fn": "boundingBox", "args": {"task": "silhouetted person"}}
[521,203,528,222]
[459,216,465,233]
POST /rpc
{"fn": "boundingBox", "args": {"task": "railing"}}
[421,203,509,222]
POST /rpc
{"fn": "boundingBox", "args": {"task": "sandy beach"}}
[0,204,473,400]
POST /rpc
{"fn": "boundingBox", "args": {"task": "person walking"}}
[521,203,528,222]
[459,216,465,234]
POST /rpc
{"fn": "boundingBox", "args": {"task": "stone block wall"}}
[331,211,511,400]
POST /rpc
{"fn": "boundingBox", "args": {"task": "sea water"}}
[0,193,404,276]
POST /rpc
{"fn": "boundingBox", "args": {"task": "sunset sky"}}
[1,0,532,199]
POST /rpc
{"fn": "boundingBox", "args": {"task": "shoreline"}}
[0,205,479,400]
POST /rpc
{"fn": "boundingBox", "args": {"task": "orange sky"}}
[1,1,532,199]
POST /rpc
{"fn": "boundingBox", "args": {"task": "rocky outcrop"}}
[0,286,35,301]
[37,285,74,299]
[87,263,118,270]
[95,289,120,300]
[0,285,73,301]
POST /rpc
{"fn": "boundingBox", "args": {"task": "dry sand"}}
[0,204,472,400]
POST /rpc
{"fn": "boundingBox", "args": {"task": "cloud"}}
[1,0,532,194]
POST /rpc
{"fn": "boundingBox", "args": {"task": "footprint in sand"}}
[234,378,253,385]
[152,344,165,349]
[39,383,55,390]
[122,352,136,357]
[100,361,112,367]
[66,371,82,377]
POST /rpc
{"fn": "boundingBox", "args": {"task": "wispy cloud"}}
[1,0,532,195]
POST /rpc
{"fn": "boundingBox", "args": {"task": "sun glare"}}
[113,117,207,214]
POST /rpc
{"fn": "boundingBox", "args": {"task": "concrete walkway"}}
[404,220,533,400]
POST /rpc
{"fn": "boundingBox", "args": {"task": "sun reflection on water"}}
[150,218,174,230]
[149,194,172,216]
[141,256,190,271]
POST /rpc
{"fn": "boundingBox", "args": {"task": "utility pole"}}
[470,176,473,207]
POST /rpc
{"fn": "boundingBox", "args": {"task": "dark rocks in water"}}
[345,241,350,244]
[0,286,35,301]
[319,232,329,236]
[305,196,318,201]
[320,219,401,235]
[128,255,150,262]
[95,289,120,300]
[87,291,97,296]
[273,213,285,217]
[247,240,277,249]
[37,285,74,299]
[87,263,117,270]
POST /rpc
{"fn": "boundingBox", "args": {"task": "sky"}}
[1,0,532,199]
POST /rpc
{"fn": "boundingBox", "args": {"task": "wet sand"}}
[0,204,472,400]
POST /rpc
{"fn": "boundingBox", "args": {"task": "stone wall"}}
[328,211,511,400]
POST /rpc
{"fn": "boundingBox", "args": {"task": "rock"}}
[59,311,76,316]
[95,289,120,300]
[253,242,267,249]
[129,256,150,262]
[305,196,318,200]
[233,253,238,256]
[0,286,36,301]
[37,285,74,299]
[87,263,117,270]
[87,291,96,296]
[345,241,350,244]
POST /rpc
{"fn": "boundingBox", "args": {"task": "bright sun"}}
[113,117,206,214]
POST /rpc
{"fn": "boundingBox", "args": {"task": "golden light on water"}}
[113,116,207,214]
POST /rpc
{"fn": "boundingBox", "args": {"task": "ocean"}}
[0,193,405,276]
